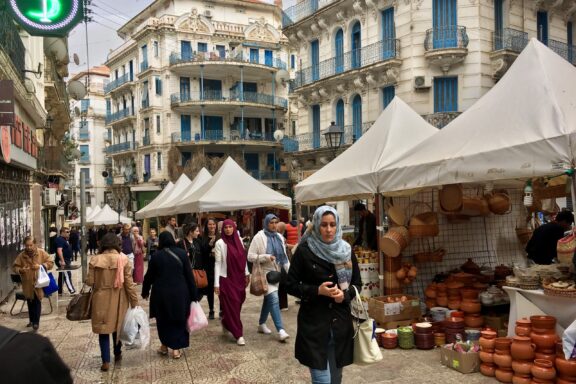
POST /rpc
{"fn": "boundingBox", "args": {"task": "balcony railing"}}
[171,91,288,108]
[492,28,529,52]
[106,141,138,154]
[423,112,461,129]
[172,130,278,143]
[424,26,469,51]
[142,136,151,146]
[140,60,149,72]
[104,73,133,94]
[169,50,287,70]
[106,176,113,185]
[548,39,576,66]
[103,131,111,141]
[283,121,374,152]
[0,10,25,78]
[249,170,290,180]
[295,39,400,88]
[282,0,338,28]
[105,108,135,124]
[78,128,90,140]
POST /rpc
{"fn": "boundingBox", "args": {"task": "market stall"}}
[134,181,174,219]
[154,168,212,216]
[89,204,131,225]
[145,174,192,218]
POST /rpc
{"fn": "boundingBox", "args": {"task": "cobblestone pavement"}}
[0,270,494,384]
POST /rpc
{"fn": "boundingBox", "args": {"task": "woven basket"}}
[543,285,576,298]
[379,226,409,258]
[460,196,490,217]
[487,190,511,215]
[439,184,463,212]
[557,232,576,263]
[516,228,533,245]
[407,202,439,238]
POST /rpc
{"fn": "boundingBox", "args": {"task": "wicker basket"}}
[516,227,533,245]
[543,285,576,298]
[379,226,409,258]
[487,190,511,215]
[407,202,439,238]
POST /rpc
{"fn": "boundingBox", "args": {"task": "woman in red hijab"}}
[214,219,250,345]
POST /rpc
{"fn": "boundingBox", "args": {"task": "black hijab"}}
[158,231,176,250]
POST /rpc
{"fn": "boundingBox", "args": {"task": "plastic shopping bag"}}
[562,318,576,360]
[120,306,150,350]
[187,301,208,333]
[42,272,58,296]
[35,265,50,288]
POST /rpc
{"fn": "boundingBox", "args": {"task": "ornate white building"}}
[104,0,292,214]
[282,0,576,180]
[70,66,110,210]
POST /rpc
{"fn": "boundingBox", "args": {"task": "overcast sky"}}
[67,0,154,76]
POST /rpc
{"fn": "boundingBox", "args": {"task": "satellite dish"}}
[74,106,81,116]
[273,130,285,141]
[67,80,87,100]
[102,171,109,178]
[73,53,80,66]
[44,37,68,62]
[23,78,36,93]
[275,69,290,84]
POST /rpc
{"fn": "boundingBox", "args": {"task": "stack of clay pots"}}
[556,341,576,384]
[480,330,498,377]
[380,332,398,349]
[443,316,465,343]
[530,359,556,383]
[461,288,484,328]
[494,337,514,383]
[414,322,435,350]
[510,336,536,384]
[530,316,558,367]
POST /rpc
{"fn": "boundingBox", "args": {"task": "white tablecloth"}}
[503,286,576,337]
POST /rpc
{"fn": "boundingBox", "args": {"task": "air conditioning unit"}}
[204,10,212,17]
[414,76,432,89]
[43,188,57,207]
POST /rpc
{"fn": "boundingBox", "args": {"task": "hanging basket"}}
[407,201,439,238]
[439,184,463,212]
[515,215,538,245]
[385,198,406,227]
[487,189,511,215]
[557,231,576,264]
[379,226,409,258]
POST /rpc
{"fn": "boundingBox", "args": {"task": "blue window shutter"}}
[568,22,573,63]
[351,22,362,68]
[382,86,395,109]
[181,41,192,60]
[181,115,191,141]
[250,48,259,63]
[290,54,295,69]
[335,29,344,73]
[433,0,458,48]
[157,152,162,170]
[537,11,548,45]
[310,40,319,81]
[381,8,395,59]
[264,50,273,66]
[336,99,344,144]
[434,77,458,113]
[352,95,362,139]
[312,105,321,149]
[494,0,504,49]
[155,77,162,95]
[198,42,208,52]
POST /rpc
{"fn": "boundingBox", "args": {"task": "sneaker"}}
[236,337,246,346]
[32,323,39,331]
[278,329,290,342]
[258,324,272,334]
[281,307,289,312]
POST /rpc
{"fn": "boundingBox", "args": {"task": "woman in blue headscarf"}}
[247,213,291,342]
[286,206,361,384]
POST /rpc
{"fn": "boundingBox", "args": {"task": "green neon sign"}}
[7,0,84,37]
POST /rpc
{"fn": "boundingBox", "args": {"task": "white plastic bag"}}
[562,318,576,359]
[120,306,150,350]
[187,301,208,333]
[35,265,50,288]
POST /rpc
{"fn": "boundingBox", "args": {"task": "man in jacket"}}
[163,216,178,241]
[354,203,378,250]
[118,224,136,268]
[55,228,76,295]
[526,210,574,265]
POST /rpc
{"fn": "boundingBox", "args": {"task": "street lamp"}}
[323,121,344,158]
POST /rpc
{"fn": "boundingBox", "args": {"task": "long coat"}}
[286,241,361,370]
[13,249,54,300]
[86,251,139,335]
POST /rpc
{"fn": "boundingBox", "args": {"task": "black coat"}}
[200,236,217,286]
[354,211,378,250]
[526,222,566,264]
[142,247,197,320]
[286,241,361,370]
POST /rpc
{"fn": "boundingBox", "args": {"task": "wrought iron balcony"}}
[283,121,374,152]
[142,136,151,146]
[0,10,25,78]
[294,39,400,88]
[106,141,138,154]
[78,155,91,164]
[171,130,278,143]
[104,73,133,94]
[249,170,290,180]
[492,28,529,52]
[282,0,338,28]
[548,39,576,66]
[422,112,461,129]
[171,91,287,108]
[140,60,149,72]
[78,128,90,140]
[424,26,469,71]
[105,108,135,124]
[169,50,286,70]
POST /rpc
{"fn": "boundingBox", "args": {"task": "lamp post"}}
[323,121,344,159]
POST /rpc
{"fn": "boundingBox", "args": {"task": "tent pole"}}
[571,172,576,211]
[376,193,384,296]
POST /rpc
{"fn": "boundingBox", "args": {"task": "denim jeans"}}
[259,290,284,331]
[27,294,42,325]
[99,333,122,363]
[309,330,342,384]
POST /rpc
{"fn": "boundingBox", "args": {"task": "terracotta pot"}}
[453,272,476,285]
[534,351,556,365]
[494,351,513,368]
[556,356,576,378]
[436,295,448,307]
[531,331,558,351]
[531,359,556,381]
[425,286,437,299]
[451,311,464,318]
[515,318,532,337]
[530,316,556,331]
[480,330,497,351]
[512,360,533,375]
[480,350,494,364]
[461,288,480,300]
[448,299,461,310]
[434,332,446,347]
[556,378,576,384]
[512,375,532,384]
[495,367,514,383]
[464,314,484,328]
[481,363,496,377]
[511,336,537,361]
[436,283,447,294]
[425,298,437,309]
[495,337,513,351]
[530,378,555,384]
[461,299,482,314]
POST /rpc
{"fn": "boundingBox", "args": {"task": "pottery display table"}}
[503,286,576,337]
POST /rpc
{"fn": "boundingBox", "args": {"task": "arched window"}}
[351,22,361,68]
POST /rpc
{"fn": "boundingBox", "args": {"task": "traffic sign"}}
[7,0,85,37]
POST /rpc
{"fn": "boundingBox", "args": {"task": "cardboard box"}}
[380,319,413,329]
[368,294,421,325]
[440,346,480,374]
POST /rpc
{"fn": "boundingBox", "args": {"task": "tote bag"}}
[250,259,268,296]
[352,286,383,365]
[42,272,58,296]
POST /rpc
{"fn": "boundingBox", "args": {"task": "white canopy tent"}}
[295,97,438,203]
[155,168,212,216]
[178,157,292,212]
[89,204,132,225]
[378,39,576,194]
[71,206,94,224]
[146,174,192,217]
[135,181,175,219]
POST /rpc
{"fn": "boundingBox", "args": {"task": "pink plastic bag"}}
[187,301,208,333]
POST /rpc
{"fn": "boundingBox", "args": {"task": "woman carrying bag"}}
[247,214,290,342]
[286,206,361,384]
[12,236,54,331]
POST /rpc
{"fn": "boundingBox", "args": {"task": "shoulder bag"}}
[351,286,383,365]
[168,248,208,289]
[250,257,268,296]
[66,285,93,321]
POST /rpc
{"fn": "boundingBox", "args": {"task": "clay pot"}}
[512,360,533,375]
[534,351,556,365]
[557,378,576,384]
[453,272,476,285]
[461,299,482,314]
[494,350,513,368]
[425,285,437,299]
[480,350,494,364]
[555,356,576,378]
[425,298,436,309]
[531,331,559,351]
[461,288,480,300]
[530,378,555,384]
[481,363,496,377]
[436,295,448,307]
[447,299,461,310]
[464,314,484,328]
[436,283,447,294]
[511,336,537,361]
[495,337,513,351]
[434,332,446,347]
[530,316,556,331]
[515,318,532,337]
[480,330,497,351]
[531,359,556,381]
[451,311,464,318]
[495,367,514,383]
[511,375,532,384]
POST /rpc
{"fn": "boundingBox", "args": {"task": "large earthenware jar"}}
[495,337,513,352]
[531,331,558,353]
[534,351,556,365]
[531,359,556,381]
[480,330,497,351]
[494,350,513,368]
[464,313,484,328]
[511,360,533,376]
[481,363,496,377]
[480,350,494,364]
[530,316,556,333]
[511,336,537,361]
[495,367,514,383]
[460,299,482,314]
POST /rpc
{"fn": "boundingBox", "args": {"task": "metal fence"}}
[424,26,469,51]
[104,73,132,94]
[169,50,286,70]
[0,10,25,78]
[283,121,374,152]
[106,141,138,154]
[492,28,529,52]
[282,0,338,27]
[171,91,287,108]
[105,108,135,124]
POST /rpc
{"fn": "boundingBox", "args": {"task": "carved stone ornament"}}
[318,88,330,98]
[180,8,211,33]
[353,75,365,88]
[365,72,379,86]
[352,0,364,14]
[413,0,424,9]
[491,57,509,80]
[335,83,348,94]
[336,10,347,22]
[384,67,400,84]
[247,17,276,41]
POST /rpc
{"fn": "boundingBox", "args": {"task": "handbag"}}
[266,262,282,284]
[35,265,50,288]
[66,285,93,321]
[351,286,383,365]
[180,242,209,289]
[42,272,58,296]
[250,257,268,296]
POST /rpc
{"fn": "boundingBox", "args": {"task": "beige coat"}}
[13,249,54,300]
[86,251,139,335]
